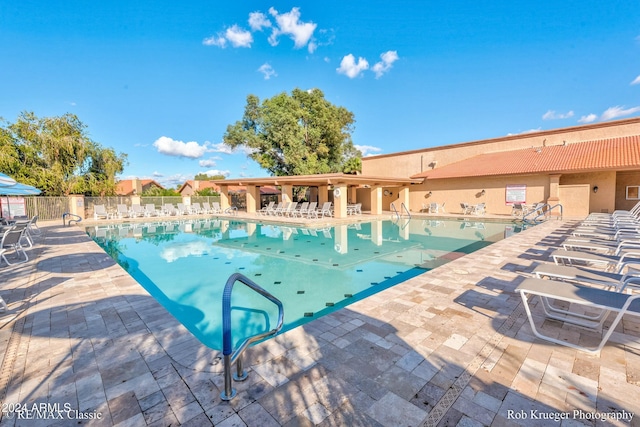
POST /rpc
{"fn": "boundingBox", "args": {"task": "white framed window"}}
[626,186,640,200]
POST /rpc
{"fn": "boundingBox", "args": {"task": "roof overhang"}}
[215,173,423,188]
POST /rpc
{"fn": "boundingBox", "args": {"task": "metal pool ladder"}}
[221,273,284,401]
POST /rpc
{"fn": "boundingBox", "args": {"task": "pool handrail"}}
[221,272,284,401]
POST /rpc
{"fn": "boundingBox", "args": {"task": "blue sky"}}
[1,1,639,189]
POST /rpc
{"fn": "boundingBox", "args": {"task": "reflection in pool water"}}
[87,218,525,351]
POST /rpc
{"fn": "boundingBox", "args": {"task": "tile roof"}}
[116,179,164,195]
[411,136,640,179]
[178,180,281,194]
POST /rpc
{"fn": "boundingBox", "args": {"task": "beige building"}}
[215,117,640,218]
[362,117,640,217]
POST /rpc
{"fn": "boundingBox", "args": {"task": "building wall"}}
[558,185,590,217]
[359,118,640,216]
[559,171,616,214]
[406,175,550,215]
[362,118,640,178]
[615,171,640,211]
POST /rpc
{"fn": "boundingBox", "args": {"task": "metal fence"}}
[23,196,69,221]
[3,194,240,222]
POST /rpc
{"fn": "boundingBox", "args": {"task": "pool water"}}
[86,218,524,350]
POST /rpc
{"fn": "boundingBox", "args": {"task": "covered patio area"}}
[214,173,423,219]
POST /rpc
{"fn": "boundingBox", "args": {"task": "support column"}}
[333,185,348,218]
[370,187,383,215]
[398,186,410,212]
[318,185,329,206]
[334,225,348,253]
[548,174,562,218]
[245,185,260,214]
[349,186,357,204]
[281,185,293,203]
[548,174,561,203]
[68,195,85,220]
[371,220,383,246]
[219,186,230,210]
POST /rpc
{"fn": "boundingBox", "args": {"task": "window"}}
[626,186,640,200]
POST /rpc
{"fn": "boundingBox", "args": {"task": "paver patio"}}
[0,217,638,426]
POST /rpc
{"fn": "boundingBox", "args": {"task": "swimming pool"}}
[86,218,524,351]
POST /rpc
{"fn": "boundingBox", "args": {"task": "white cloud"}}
[506,128,542,136]
[258,63,277,80]
[337,54,369,78]
[542,110,574,120]
[600,105,640,121]
[249,11,271,31]
[631,75,640,85]
[225,25,253,48]
[159,173,191,189]
[578,114,597,123]
[203,169,230,177]
[208,142,235,154]
[354,144,383,157]
[161,241,210,263]
[268,7,317,50]
[202,25,252,48]
[153,136,208,158]
[372,50,399,78]
[199,159,218,168]
[202,35,227,48]
[152,171,163,177]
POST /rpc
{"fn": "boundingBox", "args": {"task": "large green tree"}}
[223,88,361,176]
[0,112,127,196]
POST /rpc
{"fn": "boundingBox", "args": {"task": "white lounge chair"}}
[533,262,640,290]
[190,202,204,214]
[0,225,29,265]
[269,202,283,216]
[517,277,640,353]
[130,204,146,217]
[210,202,223,214]
[116,204,130,219]
[258,201,275,216]
[94,204,110,220]
[145,204,159,217]
[294,202,309,217]
[319,202,333,218]
[163,204,178,216]
[304,202,317,217]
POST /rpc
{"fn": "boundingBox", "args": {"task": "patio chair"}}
[516,277,640,353]
[294,202,309,217]
[176,203,190,215]
[94,204,110,220]
[303,202,317,217]
[190,202,204,214]
[144,204,159,217]
[0,225,29,265]
[116,204,130,219]
[460,203,471,215]
[163,204,178,216]
[275,202,290,216]
[267,202,282,216]
[258,201,275,216]
[533,260,640,289]
[551,248,640,272]
[130,204,146,217]
[347,203,362,215]
[211,202,223,214]
[473,203,486,215]
[318,202,333,218]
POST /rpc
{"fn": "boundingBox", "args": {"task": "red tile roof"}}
[178,180,281,194]
[116,179,164,195]
[411,137,640,179]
